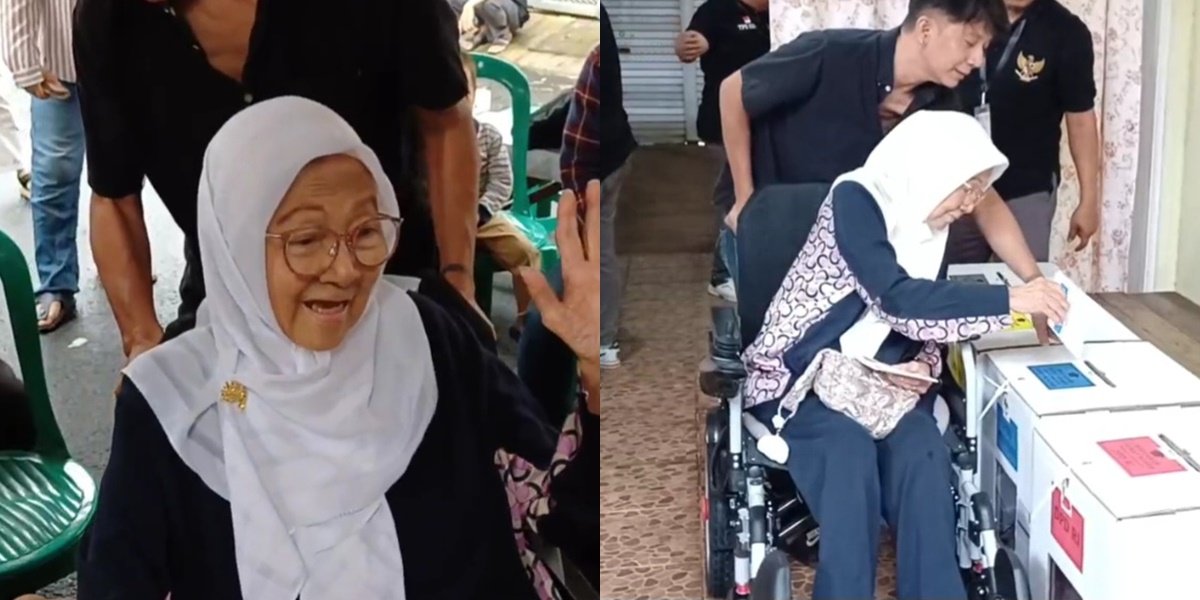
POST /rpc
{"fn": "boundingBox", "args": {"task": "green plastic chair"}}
[0,232,97,597]
[472,53,561,316]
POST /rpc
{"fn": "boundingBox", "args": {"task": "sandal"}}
[36,292,77,333]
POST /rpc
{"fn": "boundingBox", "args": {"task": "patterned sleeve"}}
[478,123,514,214]
[495,398,591,600]
[560,48,600,194]
[831,181,1014,343]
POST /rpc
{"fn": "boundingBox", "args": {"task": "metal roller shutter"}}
[608,0,705,143]
[530,0,600,18]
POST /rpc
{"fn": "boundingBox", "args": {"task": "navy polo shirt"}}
[739,27,961,190]
[958,0,1096,199]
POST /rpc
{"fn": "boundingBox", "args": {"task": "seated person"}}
[77,96,601,600]
[743,111,1067,600]
[453,0,529,53]
[463,53,542,340]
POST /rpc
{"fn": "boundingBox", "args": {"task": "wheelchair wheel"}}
[992,546,1031,600]
[704,407,735,598]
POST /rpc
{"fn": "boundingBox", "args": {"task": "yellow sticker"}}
[949,344,966,388]
[1009,311,1034,331]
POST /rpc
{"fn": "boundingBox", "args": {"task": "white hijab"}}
[834,110,1008,358]
[124,96,437,600]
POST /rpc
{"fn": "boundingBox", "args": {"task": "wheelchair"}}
[697,184,1030,600]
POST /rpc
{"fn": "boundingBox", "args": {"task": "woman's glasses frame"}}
[265,215,403,276]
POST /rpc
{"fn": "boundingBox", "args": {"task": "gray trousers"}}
[477,0,523,41]
[946,188,1057,264]
[601,158,632,347]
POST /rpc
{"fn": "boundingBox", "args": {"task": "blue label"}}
[1028,363,1094,390]
[997,402,1019,472]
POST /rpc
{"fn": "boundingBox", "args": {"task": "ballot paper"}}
[855,356,940,384]
[1051,271,1087,359]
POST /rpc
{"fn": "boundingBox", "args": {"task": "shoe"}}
[16,169,30,201]
[486,32,512,54]
[600,343,620,369]
[708,280,737,303]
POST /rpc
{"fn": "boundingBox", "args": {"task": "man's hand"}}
[1068,200,1100,251]
[521,182,600,365]
[882,361,935,394]
[675,31,710,63]
[23,71,69,100]
[724,190,751,233]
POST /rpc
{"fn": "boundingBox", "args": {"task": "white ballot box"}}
[1029,408,1200,600]
[945,263,1139,358]
[978,341,1200,566]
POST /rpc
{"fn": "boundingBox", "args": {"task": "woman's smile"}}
[302,299,351,321]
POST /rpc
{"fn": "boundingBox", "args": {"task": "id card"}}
[974,103,992,137]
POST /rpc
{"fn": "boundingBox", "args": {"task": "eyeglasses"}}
[265,215,403,276]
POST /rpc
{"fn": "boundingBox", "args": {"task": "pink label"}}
[1099,436,1185,477]
[1051,487,1085,572]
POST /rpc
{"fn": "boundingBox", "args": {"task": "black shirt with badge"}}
[737,27,961,191]
[958,0,1095,200]
[687,0,770,143]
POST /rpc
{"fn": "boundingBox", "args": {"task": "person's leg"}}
[475,0,519,51]
[772,398,882,600]
[1004,189,1056,263]
[164,237,206,341]
[600,158,632,365]
[945,212,996,265]
[517,262,577,427]
[0,79,27,174]
[877,400,966,600]
[29,85,85,331]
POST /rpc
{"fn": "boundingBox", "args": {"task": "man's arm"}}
[0,0,45,89]
[415,102,480,298]
[720,33,826,231]
[675,4,713,63]
[399,0,476,297]
[1064,110,1100,249]
[972,189,1042,282]
[1059,19,1100,251]
[74,0,160,357]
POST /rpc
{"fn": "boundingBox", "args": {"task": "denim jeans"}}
[517,263,577,428]
[30,83,85,296]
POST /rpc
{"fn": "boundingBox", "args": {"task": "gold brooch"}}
[220,380,248,411]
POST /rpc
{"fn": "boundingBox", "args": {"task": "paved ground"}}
[0,12,595,598]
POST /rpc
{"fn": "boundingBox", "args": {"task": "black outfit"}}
[598,4,637,180]
[0,359,34,451]
[957,0,1096,199]
[686,0,770,144]
[73,0,468,335]
[77,292,598,600]
[738,27,960,192]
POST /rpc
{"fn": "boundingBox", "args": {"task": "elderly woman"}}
[743,111,1068,600]
[77,97,599,600]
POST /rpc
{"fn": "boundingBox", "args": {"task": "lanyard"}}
[979,19,1027,106]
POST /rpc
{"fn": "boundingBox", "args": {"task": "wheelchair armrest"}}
[700,306,746,399]
[699,357,743,399]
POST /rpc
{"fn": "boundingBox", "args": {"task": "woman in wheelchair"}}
[76,97,601,600]
[742,111,1069,600]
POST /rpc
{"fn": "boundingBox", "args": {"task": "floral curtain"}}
[769,0,1143,292]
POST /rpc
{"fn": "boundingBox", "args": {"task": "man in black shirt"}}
[675,0,769,302]
[719,0,1048,289]
[74,0,479,361]
[948,0,1099,263]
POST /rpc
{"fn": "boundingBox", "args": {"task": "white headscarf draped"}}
[124,96,437,600]
[834,110,1009,358]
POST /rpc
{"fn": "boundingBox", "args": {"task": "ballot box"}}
[1029,408,1200,600]
[977,341,1200,565]
[945,263,1138,360]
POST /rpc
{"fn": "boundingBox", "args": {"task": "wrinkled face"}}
[916,13,992,88]
[927,170,991,231]
[265,155,385,351]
